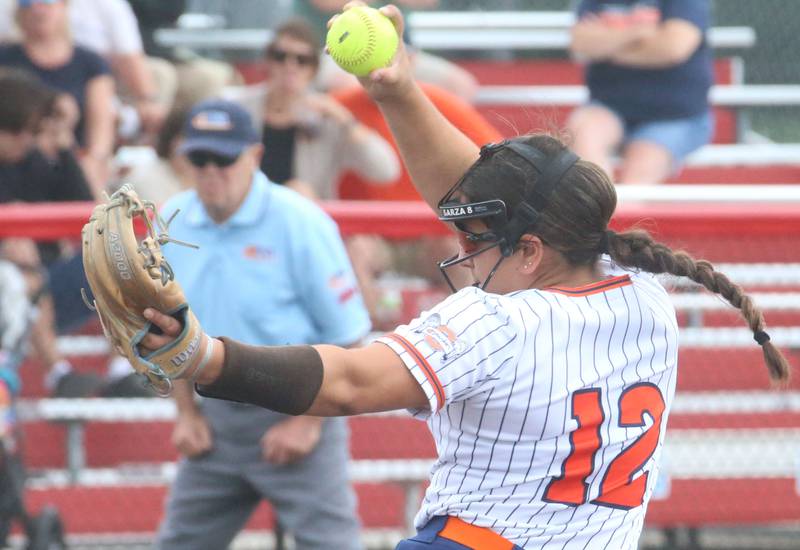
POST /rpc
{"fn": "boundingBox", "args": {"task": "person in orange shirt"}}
[333,82,501,202]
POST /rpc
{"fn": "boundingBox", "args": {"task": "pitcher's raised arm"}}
[340,3,481,209]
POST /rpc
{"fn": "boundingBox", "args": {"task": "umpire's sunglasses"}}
[187,150,239,169]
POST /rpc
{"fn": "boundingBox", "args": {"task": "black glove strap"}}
[195,337,324,416]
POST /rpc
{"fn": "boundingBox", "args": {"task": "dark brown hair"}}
[266,18,321,69]
[0,68,54,133]
[156,107,189,159]
[460,133,791,384]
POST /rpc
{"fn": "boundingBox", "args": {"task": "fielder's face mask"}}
[437,140,579,292]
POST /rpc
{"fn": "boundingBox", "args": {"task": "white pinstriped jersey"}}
[378,257,679,549]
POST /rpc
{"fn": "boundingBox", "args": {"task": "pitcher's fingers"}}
[139,332,174,351]
[196,431,213,455]
[378,4,404,38]
[368,65,399,84]
[267,447,289,465]
[327,1,367,31]
[144,307,182,336]
[178,440,197,458]
[342,1,369,12]
[325,13,337,34]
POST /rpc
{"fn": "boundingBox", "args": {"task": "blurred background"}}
[1,1,799,549]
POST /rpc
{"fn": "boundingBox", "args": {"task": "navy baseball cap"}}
[178,99,259,159]
[18,0,61,7]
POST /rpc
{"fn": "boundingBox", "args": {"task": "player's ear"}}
[516,234,545,275]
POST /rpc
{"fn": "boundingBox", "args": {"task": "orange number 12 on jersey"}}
[543,382,666,510]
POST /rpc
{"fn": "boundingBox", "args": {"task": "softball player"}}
[141,5,791,549]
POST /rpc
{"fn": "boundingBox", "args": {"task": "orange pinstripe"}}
[545,275,632,297]
[386,333,445,411]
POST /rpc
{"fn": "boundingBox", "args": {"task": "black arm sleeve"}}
[195,337,325,416]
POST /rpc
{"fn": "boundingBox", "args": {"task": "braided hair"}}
[459,133,791,383]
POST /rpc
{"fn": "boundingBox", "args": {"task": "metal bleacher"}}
[154,10,756,53]
[474,83,800,108]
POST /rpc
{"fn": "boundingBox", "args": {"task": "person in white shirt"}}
[0,0,236,139]
[0,0,168,136]
[67,0,167,135]
[0,0,165,136]
[138,5,792,549]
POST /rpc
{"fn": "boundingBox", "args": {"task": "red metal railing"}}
[2,200,800,240]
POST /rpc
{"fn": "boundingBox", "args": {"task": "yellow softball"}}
[326,6,399,77]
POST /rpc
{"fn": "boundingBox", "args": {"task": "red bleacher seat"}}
[24,483,407,534]
[235,56,735,87]
[469,59,736,142]
[660,234,800,262]
[234,58,744,144]
[18,355,110,399]
[456,59,740,143]
[25,477,800,534]
[669,413,800,430]
[647,479,800,527]
[22,346,800,469]
[350,416,436,460]
[455,59,735,87]
[21,421,178,469]
[676,348,800,392]
[674,165,800,184]
[678,310,800,328]
[474,104,738,144]
[22,417,438,470]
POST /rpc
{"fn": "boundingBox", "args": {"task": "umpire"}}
[155,99,369,550]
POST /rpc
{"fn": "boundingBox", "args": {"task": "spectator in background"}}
[122,107,193,206]
[0,0,166,138]
[0,259,39,547]
[294,0,479,102]
[0,257,68,550]
[0,260,31,445]
[333,82,500,201]
[567,0,713,184]
[222,18,398,321]
[225,18,399,200]
[128,0,243,112]
[0,0,115,196]
[123,0,186,64]
[0,0,241,141]
[156,99,367,550]
[0,69,103,398]
[65,0,170,140]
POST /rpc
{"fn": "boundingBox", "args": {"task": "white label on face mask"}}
[441,206,473,218]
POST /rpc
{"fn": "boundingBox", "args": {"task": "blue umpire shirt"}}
[160,171,371,443]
